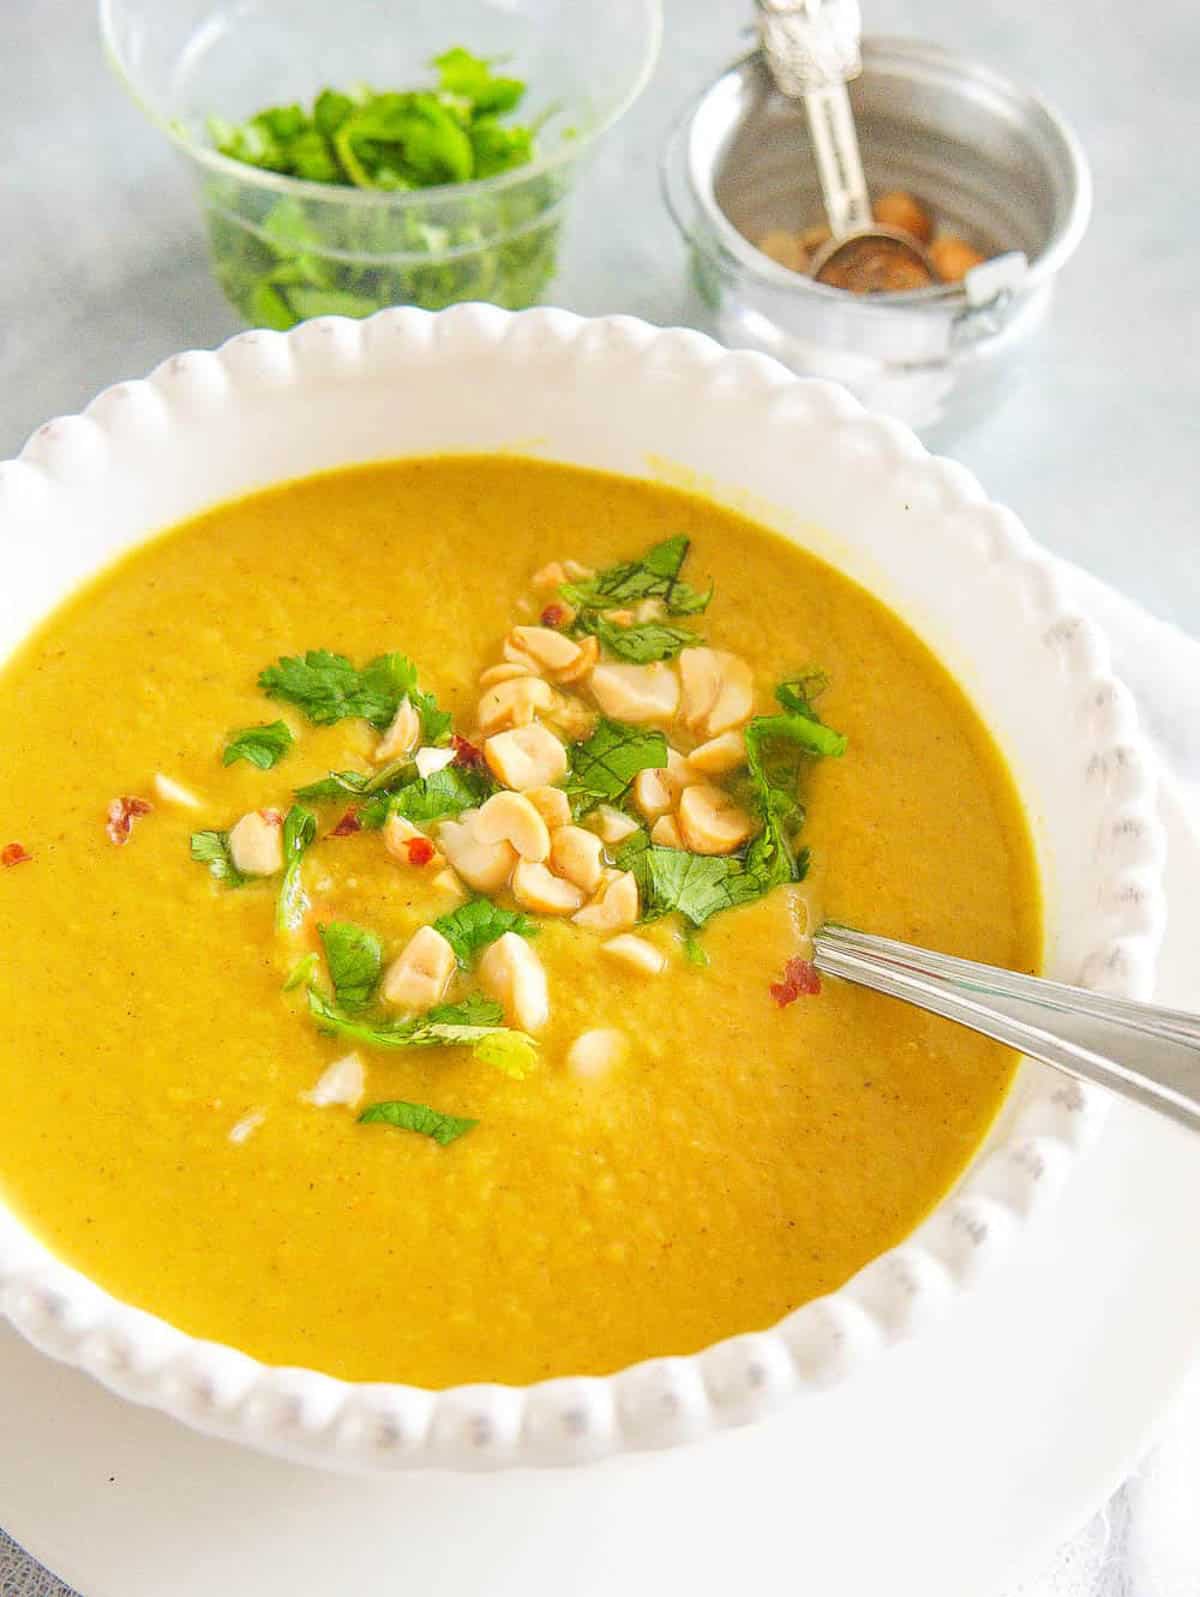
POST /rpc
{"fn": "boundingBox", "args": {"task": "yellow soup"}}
[0,458,1039,1386]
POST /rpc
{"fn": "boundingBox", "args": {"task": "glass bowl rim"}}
[97,0,665,209]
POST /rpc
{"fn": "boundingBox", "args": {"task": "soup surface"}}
[0,458,1039,1385]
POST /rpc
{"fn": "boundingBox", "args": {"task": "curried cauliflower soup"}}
[0,457,1039,1386]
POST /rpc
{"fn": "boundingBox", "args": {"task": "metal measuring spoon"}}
[756,0,936,290]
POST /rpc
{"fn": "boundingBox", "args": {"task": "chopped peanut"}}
[634,765,672,820]
[485,723,568,790]
[680,649,754,736]
[589,661,680,725]
[677,783,755,855]
[650,814,683,849]
[414,745,457,780]
[532,561,566,591]
[479,931,549,1033]
[510,625,585,677]
[572,869,639,932]
[374,698,420,763]
[567,1028,627,1078]
[679,647,722,729]
[479,662,532,688]
[544,692,597,743]
[688,729,747,775]
[228,810,284,876]
[524,785,571,831]
[502,635,545,673]
[705,656,755,735]
[512,860,586,915]
[437,810,517,893]
[632,598,665,623]
[381,925,455,1011]
[382,813,441,868]
[477,674,555,735]
[153,773,203,809]
[602,934,667,976]
[554,633,599,685]
[562,560,594,581]
[473,791,551,862]
[303,1052,366,1109]
[602,608,636,626]
[590,804,640,845]
[549,825,606,894]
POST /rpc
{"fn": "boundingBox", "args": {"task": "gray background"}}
[1,0,1198,1592]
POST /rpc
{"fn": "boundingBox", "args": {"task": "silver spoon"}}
[813,925,1200,1133]
[756,0,937,289]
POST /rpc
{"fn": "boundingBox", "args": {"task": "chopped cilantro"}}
[189,829,246,887]
[560,536,712,618]
[319,920,383,1011]
[307,988,537,1071]
[682,931,710,967]
[282,951,320,991]
[204,54,559,332]
[222,720,294,770]
[386,765,492,826]
[433,899,539,968]
[359,1099,477,1147]
[294,758,413,805]
[616,816,808,929]
[574,615,700,663]
[276,805,317,933]
[258,651,449,738]
[566,718,667,809]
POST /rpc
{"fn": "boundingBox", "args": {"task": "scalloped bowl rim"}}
[0,305,1166,1472]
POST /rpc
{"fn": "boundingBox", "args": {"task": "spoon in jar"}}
[812,924,1200,1133]
[756,0,937,290]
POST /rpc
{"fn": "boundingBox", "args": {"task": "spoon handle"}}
[812,925,1200,1133]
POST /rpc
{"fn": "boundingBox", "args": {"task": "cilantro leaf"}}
[425,993,505,1027]
[574,615,700,663]
[189,829,246,887]
[223,720,295,770]
[294,757,413,804]
[387,765,492,825]
[319,920,383,1011]
[433,899,539,968]
[682,931,710,967]
[433,47,526,115]
[276,805,317,932]
[307,989,536,1071]
[745,711,847,770]
[561,536,712,617]
[359,1100,477,1147]
[566,719,667,808]
[616,818,808,929]
[283,951,320,991]
[775,672,831,717]
[258,651,446,735]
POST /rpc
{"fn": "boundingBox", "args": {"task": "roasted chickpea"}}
[757,228,808,273]
[873,189,934,244]
[929,234,986,283]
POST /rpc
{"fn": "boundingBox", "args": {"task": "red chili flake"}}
[451,733,484,769]
[770,956,822,1007]
[258,808,284,826]
[330,808,362,838]
[406,836,436,866]
[540,602,568,628]
[2,843,32,868]
[105,796,154,846]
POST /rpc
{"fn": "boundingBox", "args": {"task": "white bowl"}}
[0,305,1165,1472]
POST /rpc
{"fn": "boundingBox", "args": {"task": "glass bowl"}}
[100,0,662,328]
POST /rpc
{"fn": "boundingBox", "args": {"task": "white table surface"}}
[1,0,1198,1592]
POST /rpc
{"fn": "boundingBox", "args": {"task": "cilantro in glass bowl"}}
[100,0,662,328]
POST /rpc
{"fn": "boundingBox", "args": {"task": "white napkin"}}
[1,560,1198,1597]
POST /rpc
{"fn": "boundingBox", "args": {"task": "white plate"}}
[2,778,1196,1597]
